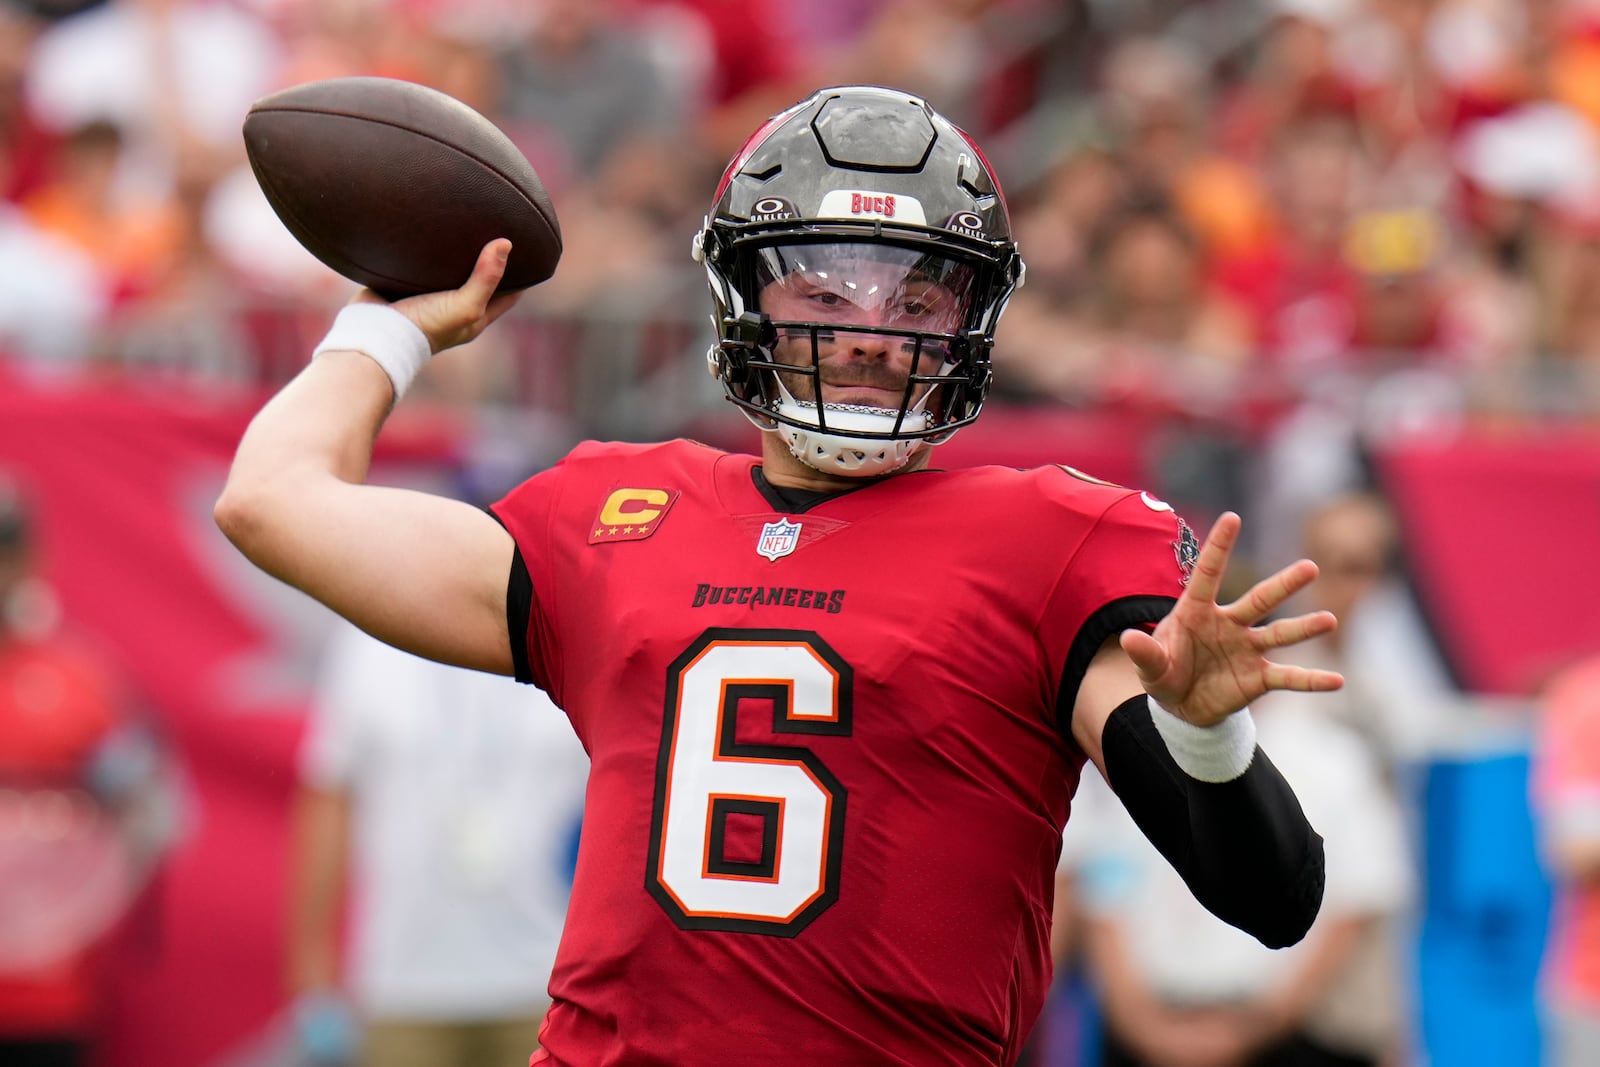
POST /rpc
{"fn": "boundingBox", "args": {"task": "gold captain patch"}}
[589,488,679,544]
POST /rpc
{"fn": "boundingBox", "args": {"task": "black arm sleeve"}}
[1097,694,1326,948]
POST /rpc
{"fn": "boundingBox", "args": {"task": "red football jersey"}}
[491,440,1190,1067]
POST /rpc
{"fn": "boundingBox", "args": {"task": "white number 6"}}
[646,629,852,936]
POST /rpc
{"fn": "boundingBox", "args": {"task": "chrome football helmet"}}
[694,86,1025,477]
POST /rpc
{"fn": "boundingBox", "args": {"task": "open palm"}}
[1120,512,1343,727]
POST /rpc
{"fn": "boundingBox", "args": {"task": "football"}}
[242,76,561,300]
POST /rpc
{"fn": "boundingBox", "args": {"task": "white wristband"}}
[1147,695,1257,783]
[311,303,432,405]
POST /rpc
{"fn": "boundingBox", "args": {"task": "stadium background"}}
[2,0,1598,1063]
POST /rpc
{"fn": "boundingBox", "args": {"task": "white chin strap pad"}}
[774,400,932,477]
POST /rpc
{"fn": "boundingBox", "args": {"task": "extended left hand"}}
[1120,511,1343,727]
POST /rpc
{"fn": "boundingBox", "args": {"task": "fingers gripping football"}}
[355,239,522,354]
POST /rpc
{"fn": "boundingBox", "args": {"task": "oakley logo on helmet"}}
[817,189,926,224]
[941,211,986,239]
[751,197,799,222]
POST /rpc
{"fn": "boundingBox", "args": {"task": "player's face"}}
[754,244,975,409]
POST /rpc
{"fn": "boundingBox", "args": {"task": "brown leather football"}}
[243,76,561,299]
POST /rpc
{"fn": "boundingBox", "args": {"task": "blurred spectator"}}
[288,619,589,1067]
[1342,206,1448,362]
[1062,680,1414,1067]
[0,2,54,203]
[0,473,181,1067]
[1100,34,1276,264]
[1213,110,1369,371]
[631,0,803,162]
[22,0,282,205]
[1532,652,1600,1067]
[1213,0,1354,164]
[0,129,110,369]
[997,188,1252,404]
[266,0,455,92]
[496,0,691,189]
[813,0,992,129]
[1283,491,1453,763]
[19,117,185,300]
[1081,191,1254,389]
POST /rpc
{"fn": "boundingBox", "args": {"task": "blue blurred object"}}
[293,992,359,1066]
[1417,752,1553,1067]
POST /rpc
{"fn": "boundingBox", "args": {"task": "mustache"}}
[820,370,907,389]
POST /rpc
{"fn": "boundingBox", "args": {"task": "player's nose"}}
[845,329,897,361]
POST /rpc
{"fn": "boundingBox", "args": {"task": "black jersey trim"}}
[1054,594,1177,738]
[486,507,535,685]
[751,466,871,514]
[505,548,534,684]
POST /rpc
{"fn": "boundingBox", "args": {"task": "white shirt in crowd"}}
[300,623,590,1019]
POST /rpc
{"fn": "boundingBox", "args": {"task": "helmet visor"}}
[751,242,979,336]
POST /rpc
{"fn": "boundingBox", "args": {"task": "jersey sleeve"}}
[1040,486,1193,726]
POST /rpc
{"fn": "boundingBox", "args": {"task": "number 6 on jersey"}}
[647,629,853,935]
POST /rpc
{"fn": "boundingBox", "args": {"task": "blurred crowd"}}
[0,0,1595,428]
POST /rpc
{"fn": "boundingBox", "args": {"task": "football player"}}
[217,86,1338,1066]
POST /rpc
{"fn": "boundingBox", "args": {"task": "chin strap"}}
[774,401,932,477]
[768,374,939,477]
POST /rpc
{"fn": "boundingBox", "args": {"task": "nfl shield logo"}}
[756,518,802,561]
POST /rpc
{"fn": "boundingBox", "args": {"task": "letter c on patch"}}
[599,488,670,526]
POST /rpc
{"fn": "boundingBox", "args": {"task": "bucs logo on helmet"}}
[693,86,1025,478]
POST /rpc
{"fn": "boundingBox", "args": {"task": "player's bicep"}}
[267,481,517,675]
[1070,637,1147,778]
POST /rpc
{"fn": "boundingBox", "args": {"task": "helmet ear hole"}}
[723,347,750,386]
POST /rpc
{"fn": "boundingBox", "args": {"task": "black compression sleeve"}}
[1096,694,1326,948]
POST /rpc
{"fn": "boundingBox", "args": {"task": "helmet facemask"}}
[695,86,1025,477]
[755,241,981,474]
[703,236,1008,477]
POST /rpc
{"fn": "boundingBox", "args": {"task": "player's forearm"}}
[1182,743,1326,947]
[1100,695,1325,948]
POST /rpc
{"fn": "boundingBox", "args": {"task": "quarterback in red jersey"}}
[218,87,1340,1066]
